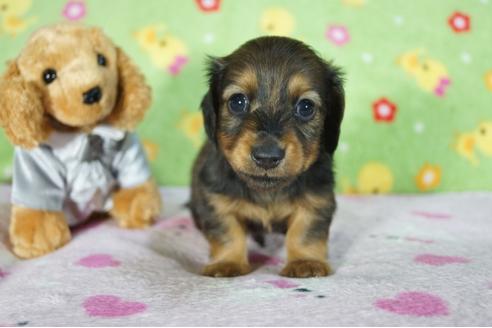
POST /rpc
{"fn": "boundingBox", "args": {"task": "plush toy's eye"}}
[97,53,107,66]
[228,93,249,115]
[42,69,57,84]
[295,99,316,121]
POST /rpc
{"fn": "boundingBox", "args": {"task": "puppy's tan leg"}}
[202,216,250,277]
[9,205,71,259]
[111,179,161,229]
[281,204,333,278]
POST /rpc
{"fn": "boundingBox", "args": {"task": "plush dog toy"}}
[0,23,161,259]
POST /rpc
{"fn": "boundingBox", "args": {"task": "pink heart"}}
[265,279,299,289]
[77,254,121,268]
[248,251,283,266]
[414,254,470,266]
[375,292,449,317]
[83,295,147,317]
[0,269,9,279]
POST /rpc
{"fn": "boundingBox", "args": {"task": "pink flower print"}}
[62,1,86,21]
[325,25,350,46]
[448,12,470,33]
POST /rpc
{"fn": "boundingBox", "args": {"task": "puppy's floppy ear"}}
[322,62,345,154]
[201,56,226,143]
[105,47,151,130]
[0,60,50,149]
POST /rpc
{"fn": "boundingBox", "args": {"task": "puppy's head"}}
[0,23,150,148]
[201,36,344,190]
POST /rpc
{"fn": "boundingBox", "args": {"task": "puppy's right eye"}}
[228,93,249,115]
[42,69,57,84]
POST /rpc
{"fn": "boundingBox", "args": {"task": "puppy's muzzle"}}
[83,86,102,105]
[251,138,285,170]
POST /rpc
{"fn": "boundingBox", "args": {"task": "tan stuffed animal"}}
[0,23,161,259]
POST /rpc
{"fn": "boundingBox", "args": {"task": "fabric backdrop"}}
[0,0,491,193]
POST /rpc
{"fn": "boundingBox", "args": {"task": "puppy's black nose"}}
[83,86,102,105]
[251,144,285,170]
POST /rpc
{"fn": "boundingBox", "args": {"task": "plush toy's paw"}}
[111,180,161,229]
[9,206,71,259]
[280,260,332,278]
[202,261,251,277]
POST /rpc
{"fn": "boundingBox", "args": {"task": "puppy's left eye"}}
[295,99,316,121]
[97,53,107,66]
[228,93,249,115]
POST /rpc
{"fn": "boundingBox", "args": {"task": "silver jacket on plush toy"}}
[12,125,151,225]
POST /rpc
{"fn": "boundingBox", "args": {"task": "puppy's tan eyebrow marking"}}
[222,85,247,100]
[299,90,322,107]
[228,66,257,93]
[288,73,312,95]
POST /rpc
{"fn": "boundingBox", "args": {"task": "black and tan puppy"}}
[190,36,344,278]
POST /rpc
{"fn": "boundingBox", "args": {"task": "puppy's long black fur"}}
[190,36,344,278]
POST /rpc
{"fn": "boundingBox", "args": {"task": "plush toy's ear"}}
[322,62,345,155]
[201,57,225,143]
[105,47,151,130]
[0,60,50,149]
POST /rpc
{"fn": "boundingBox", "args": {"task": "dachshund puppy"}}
[190,36,344,278]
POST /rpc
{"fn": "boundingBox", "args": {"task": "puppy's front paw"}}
[111,180,161,229]
[280,260,332,278]
[9,206,71,259]
[202,261,251,277]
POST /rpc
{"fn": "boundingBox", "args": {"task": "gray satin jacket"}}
[11,125,151,225]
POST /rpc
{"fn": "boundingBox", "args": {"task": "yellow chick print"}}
[455,132,478,165]
[342,162,394,194]
[177,110,204,148]
[455,121,492,166]
[398,49,450,97]
[134,24,188,75]
[260,8,295,36]
[484,70,492,91]
[475,122,492,156]
[0,0,35,37]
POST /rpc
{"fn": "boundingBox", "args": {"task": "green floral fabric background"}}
[0,0,491,193]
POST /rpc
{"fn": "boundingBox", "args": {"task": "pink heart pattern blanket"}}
[0,187,491,326]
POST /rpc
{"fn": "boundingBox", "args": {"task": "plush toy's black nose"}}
[251,143,285,170]
[83,86,102,105]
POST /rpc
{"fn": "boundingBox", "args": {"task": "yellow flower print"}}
[415,163,441,191]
